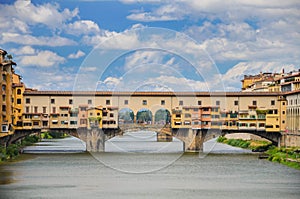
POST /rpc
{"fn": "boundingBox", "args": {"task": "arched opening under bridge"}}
[118,108,134,124]
[154,109,171,125]
[136,108,152,124]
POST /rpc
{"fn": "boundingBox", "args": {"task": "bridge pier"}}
[86,127,105,152]
[173,128,206,152]
[157,132,172,142]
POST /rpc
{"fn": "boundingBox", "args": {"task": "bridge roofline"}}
[23,90,284,97]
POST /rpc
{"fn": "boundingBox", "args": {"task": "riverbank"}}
[217,135,300,170]
[0,135,40,163]
[266,147,300,170]
[0,132,69,163]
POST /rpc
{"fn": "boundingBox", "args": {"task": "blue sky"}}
[0,0,299,91]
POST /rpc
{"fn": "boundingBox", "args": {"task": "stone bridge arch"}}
[136,108,153,124]
[154,109,171,125]
[118,108,134,124]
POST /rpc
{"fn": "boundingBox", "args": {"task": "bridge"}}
[0,91,287,152]
[1,123,282,153]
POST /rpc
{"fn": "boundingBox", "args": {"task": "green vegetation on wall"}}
[0,135,40,162]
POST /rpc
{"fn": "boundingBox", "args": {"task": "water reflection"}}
[0,169,16,185]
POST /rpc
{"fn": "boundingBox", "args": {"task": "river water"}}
[0,131,299,199]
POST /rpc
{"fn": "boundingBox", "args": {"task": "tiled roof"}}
[23,90,283,97]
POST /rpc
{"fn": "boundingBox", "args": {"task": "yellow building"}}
[265,96,287,132]
[87,107,102,129]
[0,49,16,136]
[12,73,25,130]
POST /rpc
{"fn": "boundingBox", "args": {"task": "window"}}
[185,113,191,118]
[142,100,147,105]
[43,107,47,114]
[179,100,183,106]
[2,105,6,112]
[203,108,209,112]
[52,107,56,113]
[88,99,92,105]
[70,112,78,117]
[24,114,32,119]
[283,102,285,105]
[212,108,219,112]
[2,74,7,81]
[234,100,238,106]
[80,107,87,111]
[282,111,285,115]
[124,100,128,105]
[198,100,202,106]
[216,100,220,106]
[271,100,275,106]
[17,89,21,95]
[282,120,285,124]
[161,100,165,105]
[51,99,55,104]
[110,113,114,117]
[34,106,38,113]
[252,100,257,106]
[70,121,77,125]
[69,99,73,105]
[106,100,111,105]
[80,119,87,125]
[26,98,30,104]
[25,106,29,113]
[33,121,39,126]
[17,98,21,104]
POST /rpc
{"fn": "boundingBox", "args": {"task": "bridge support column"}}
[187,129,206,152]
[86,127,105,152]
[173,128,206,152]
[157,132,172,142]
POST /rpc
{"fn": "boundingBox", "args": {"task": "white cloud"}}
[10,46,36,55]
[68,50,85,59]
[127,12,179,22]
[80,67,98,72]
[1,33,76,46]
[123,0,300,65]
[19,50,65,67]
[23,71,75,91]
[10,0,78,29]
[66,20,100,36]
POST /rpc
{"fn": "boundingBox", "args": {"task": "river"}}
[0,131,299,199]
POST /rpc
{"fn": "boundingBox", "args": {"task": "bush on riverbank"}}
[0,135,40,162]
[217,136,300,170]
[266,147,300,170]
[217,136,272,151]
[41,132,69,139]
